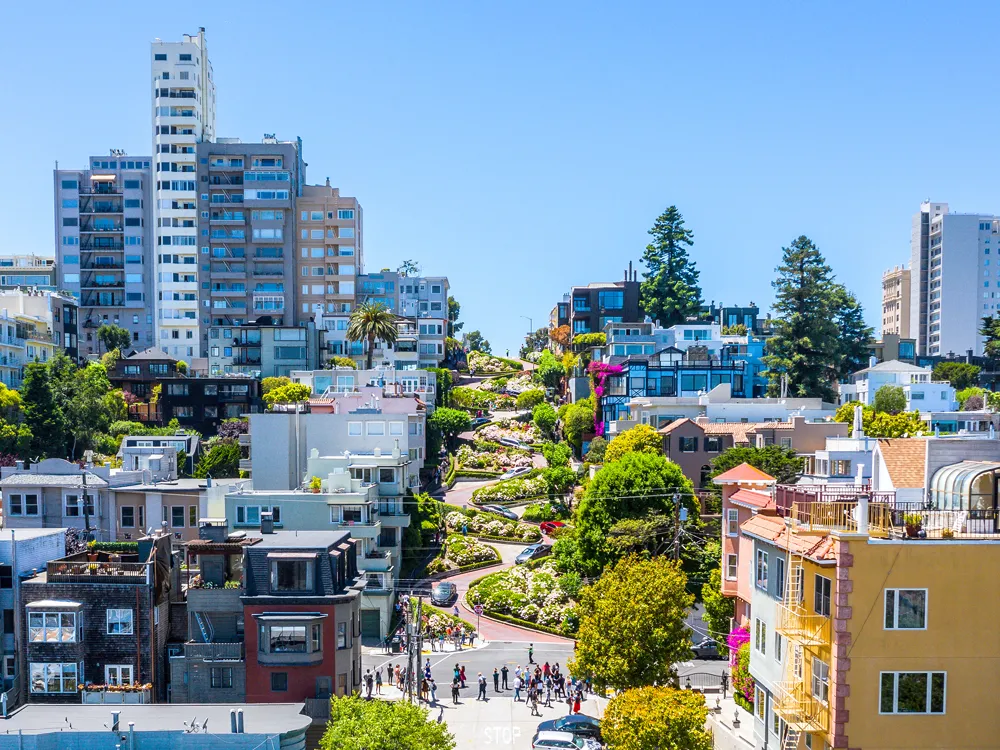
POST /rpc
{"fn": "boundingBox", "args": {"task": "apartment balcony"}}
[81,240,124,251]
[359,550,393,573]
[776,603,831,647]
[83,261,124,270]
[80,222,124,233]
[79,185,122,196]
[46,559,147,584]
[210,289,248,297]
[772,680,829,734]
[232,355,261,367]
[79,199,123,214]
[183,641,245,662]
[24,329,58,344]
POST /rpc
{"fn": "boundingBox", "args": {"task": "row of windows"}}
[28,609,133,643]
[300,210,355,220]
[347,421,419,437]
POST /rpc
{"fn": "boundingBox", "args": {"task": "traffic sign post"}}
[474,604,483,633]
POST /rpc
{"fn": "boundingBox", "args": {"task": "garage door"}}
[361,609,382,642]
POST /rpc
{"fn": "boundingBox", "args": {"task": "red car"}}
[539,521,565,535]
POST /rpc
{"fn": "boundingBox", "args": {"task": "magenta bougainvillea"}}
[729,627,754,705]
[586,362,623,436]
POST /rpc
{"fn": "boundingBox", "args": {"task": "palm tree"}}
[347,302,399,370]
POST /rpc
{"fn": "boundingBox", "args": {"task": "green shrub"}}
[87,541,139,553]
[516,389,545,411]
[572,332,606,346]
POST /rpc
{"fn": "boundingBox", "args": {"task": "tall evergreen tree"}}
[832,285,874,379]
[639,206,702,327]
[21,362,68,459]
[762,236,840,401]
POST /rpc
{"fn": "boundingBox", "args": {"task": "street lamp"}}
[520,315,533,334]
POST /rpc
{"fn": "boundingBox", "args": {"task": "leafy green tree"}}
[603,424,663,463]
[320,694,454,750]
[573,332,607,346]
[639,206,702,327]
[397,259,421,277]
[532,402,557,438]
[328,356,356,369]
[515,388,545,411]
[533,350,565,390]
[261,376,290,395]
[347,301,399,370]
[957,386,985,408]
[520,327,549,358]
[175,360,188,375]
[583,435,608,463]
[702,567,734,657]
[569,555,694,691]
[193,439,241,478]
[66,363,115,459]
[562,398,595,456]
[981,315,1000,362]
[561,452,695,577]
[721,323,748,335]
[541,441,572,468]
[428,407,471,451]
[463,330,490,354]
[832,285,874,379]
[263,383,311,408]
[602,686,712,750]
[96,323,132,355]
[833,404,926,437]
[447,296,463,338]
[542,466,576,496]
[428,367,452,407]
[762,236,840,400]
[710,445,802,487]
[932,361,981,390]
[873,384,907,415]
[21,362,68,458]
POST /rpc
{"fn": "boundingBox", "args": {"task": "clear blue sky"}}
[3,2,998,354]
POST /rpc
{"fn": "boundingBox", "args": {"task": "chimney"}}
[14,460,23,471]
[852,404,864,439]
[230,709,238,733]
[325,177,331,188]
[393,439,401,459]
[868,355,878,368]
[237,709,245,734]
[260,511,274,534]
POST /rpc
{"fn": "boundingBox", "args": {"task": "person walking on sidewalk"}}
[364,669,373,698]
[528,643,534,664]
[501,665,509,689]
[544,681,553,708]
[460,665,467,688]
[477,672,488,701]
[493,668,500,692]
[430,678,438,704]
[375,668,383,695]
[514,674,523,702]
[528,687,540,717]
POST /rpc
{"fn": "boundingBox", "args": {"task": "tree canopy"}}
[833,403,926,438]
[515,388,545,411]
[602,686,712,750]
[463,330,490,354]
[320,694,454,750]
[569,555,694,691]
[981,315,1000,362]
[97,323,132,355]
[603,424,663,463]
[562,397,595,456]
[532,402,557,438]
[873,384,907,414]
[832,286,874,379]
[263,383,311,408]
[709,445,802,487]
[193,439,241,478]
[932,361,980,390]
[447,296,463,338]
[428,407,471,451]
[639,206,702,327]
[532,350,564,389]
[261,376,290,394]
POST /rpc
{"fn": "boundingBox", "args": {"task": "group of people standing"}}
[512,661,584,716]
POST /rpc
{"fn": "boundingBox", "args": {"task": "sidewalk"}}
[706,693,755,750]
[363,638,490,658]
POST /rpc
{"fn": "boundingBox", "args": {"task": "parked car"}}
[515,543,552,564]
[499,437,527,450]
[430,582,457,606]
[536,715,601,741]
[499,465,533,480]
[539,520,566,535]
[470,416,491,428]
[531,731,601,750]
[691,637,723,660]
[481,504,518,520]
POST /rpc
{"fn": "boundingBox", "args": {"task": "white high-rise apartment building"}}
[151,28,216,358]
[910,200,998,357]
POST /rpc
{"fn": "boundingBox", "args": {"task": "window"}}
[367,421,385,436]
[107,609,134,635]
[7,494,39,516]
[337,621,348,649]
[598,290,624,309]
[775,557,786,601]
[0,566,11,590]
[64,493,80,517]
[811,658,830,704]
[726,509,739,536]
[814,575,832,617]
[3,655,14,679]
[29,663,77,694]
[756,549,768,590]
[311,624,322,651]
[211,667,233,688]
[269,625,307,652]
[390,421,404,436]
[272,559,312,592]
[121,506,135,528]
[338,209,355,219]
[105,665,133,686]
[28,611,76,642]
[880,672,946,714]
[754,618,766,655]
[189,506,198,527]
[348,421,362,436]
[705,436,722,453]
[754,685,766,721]
[679,436,697,453]
[884,589,927,630]
[774,632,783,662]
[167,383,189,396]
[725,554,737,581]
[379,468,395,483]
[172,506,185,528]
[271,672,288,692]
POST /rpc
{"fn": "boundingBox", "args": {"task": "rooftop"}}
[0,703,311,735]
[116,478,245,493]
[877,438,926,489]
[0,472,108,489]
[741,512,836,562]
[124,347,179,362]
[252,529,352,550]
[853,359,930,376]
[712,462,776,485]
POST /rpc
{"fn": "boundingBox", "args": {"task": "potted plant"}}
[309,476,322,493]
[903,512,923,538]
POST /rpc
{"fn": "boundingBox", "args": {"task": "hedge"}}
[734,691,753,713]
[87,541,139,553]
[454,559,504,574]
[479,610,569,637]
[454,469,502,479]
[444,454,458,488]
[421,603,475,632]
[475,533,541,544]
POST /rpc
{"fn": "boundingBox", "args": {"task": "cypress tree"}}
[639,206,703,327]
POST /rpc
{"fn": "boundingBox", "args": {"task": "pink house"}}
[715,463,776,628]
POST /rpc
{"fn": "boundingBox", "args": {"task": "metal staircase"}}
[194,611,214,643]
[781,728,801,750]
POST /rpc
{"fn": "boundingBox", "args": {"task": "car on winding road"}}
[480,504,519,520]
[515,542,552,564]
[539,520,565,535]
[536,715,602,741]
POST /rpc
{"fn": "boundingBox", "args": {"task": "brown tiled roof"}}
[713,462,776,485]
[702,421,796,445]
[740,513,836,562]
[729,488,774,509]
[877,438,926,489]
[658,418,701,435]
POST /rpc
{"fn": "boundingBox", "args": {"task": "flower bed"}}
[421,604,476,637]
[451,387,515,411]
[521,502,570,523]
[445,511,540,542]
[468,351,523,373]
[444,534,499,566]
[478,418,539,444]
[467,561,579,635]
[456,444,532,473]
[502,374,534,395]
[472,474,548,504]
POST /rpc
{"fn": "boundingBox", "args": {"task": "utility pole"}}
[673,492,681,561]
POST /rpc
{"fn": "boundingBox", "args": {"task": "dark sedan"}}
[430,582,457,606]
[481,504,518,521]
[536,715,601,741]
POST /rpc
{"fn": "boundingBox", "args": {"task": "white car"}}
[500,466,533,480]
[532,731,601,750]
[499,437,526,450]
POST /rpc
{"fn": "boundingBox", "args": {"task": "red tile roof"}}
[712,462,776,485]
[729,488,774,509]
[740,513,836,562]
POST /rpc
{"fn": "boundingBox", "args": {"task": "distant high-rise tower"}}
[881,265,911,339]
[151,28,216,359]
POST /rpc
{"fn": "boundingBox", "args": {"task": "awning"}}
[26,600,82,609]
[90,174,117,182]
[266,552,317,560]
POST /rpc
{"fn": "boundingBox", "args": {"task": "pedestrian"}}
[543,661,550,678]
[501,665,509,689]
[364,669,373,698]
[477,672,488,701]
[514,675,522,702]
[460,665,467,688]
[493,667,500,692]
[573,694,581,714]
[445,625,452,644]
[469,630,476,647]
[430,678,438,704]
[421,678,429,702]
[438,632,445,652]
[566,693,574,714]
[528,643,534,664]
[451,678,461,704]
[529,688,540,717]
[375,668,383,695]
[544,682,553,708]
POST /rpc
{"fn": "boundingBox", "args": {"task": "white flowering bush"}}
[503,374,534,394]
[472,474,548,504]
[424,611,473,637]
[523,351,543,364]
[468,351,521,373]
[468,561,578,634]
[456,445,532,472]
[445,511,541,542]
[478,418,539,444]
[444,534,500,567]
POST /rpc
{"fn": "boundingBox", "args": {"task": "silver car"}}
[500,466,533,480]
[531,731,601,750]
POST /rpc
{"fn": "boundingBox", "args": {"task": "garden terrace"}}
[774,484,895,515]
[787,499,1000,540]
